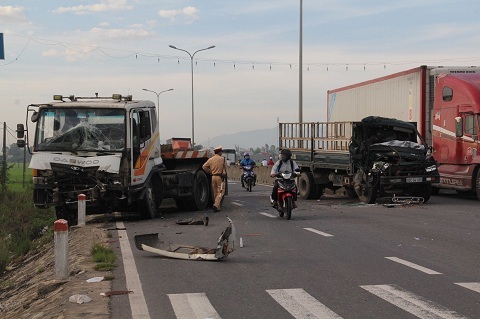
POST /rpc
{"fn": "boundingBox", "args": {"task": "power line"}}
[2,32,479,70]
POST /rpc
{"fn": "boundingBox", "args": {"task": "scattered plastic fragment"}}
[101,290,133,297]
[86,276,105,283]
[69,294,92,304]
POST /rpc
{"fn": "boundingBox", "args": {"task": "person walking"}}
[202,146,227,212]
[267,157,275,166]
[261,158,268,166]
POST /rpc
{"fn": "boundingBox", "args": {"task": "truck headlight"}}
[425,165,437,172]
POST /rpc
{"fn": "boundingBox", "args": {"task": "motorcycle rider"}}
[270,149,299,207]
[240,152,256,188]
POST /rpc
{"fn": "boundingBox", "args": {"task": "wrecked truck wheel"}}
[358,185,377,204]
[345,187,358,198]
[298,172,316,199]
[415,184,432,203]
[180,170,210,211]
[55,206,78,227]
[140,181,157,219]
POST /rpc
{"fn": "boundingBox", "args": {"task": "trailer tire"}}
[140,180,158,219]
[475,169,480,200]
[298,172,316,199]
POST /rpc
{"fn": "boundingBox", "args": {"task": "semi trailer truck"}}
[327,65,480,199]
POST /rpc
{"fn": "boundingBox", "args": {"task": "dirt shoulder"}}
[0,222,112,319]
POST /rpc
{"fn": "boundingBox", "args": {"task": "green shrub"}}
[91,243,116,271]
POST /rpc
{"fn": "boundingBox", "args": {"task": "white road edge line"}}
[304,228,334,237]
[267,288,343,319]
[116,220,151,319]
[455,282,480,293]
[361,284,467,319]
[168,292,222,319]
[385,257,442,275]
[260,212,277,218]
[232,202,244,206]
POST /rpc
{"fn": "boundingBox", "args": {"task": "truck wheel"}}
[345,187,358,198]
[192,170,209,210]
[358,185,377,204]
[55,206,78,227]
[431,187,440,195]
[298,172,316,199]
[314,184,324,199]
[415,184,432,203]
[140,180,157,219]
[475,169,480,200]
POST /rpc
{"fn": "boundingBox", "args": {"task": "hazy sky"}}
[1,0,480,146]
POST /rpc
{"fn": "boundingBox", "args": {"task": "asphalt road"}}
[109,182,480,319]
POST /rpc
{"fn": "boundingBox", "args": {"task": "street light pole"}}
[142,88,173,141]
[169,44,215,147]
[299,0,303,124]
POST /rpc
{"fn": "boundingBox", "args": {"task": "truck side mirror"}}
[16,124,25,139]
[455,117,463,137]
[17,140,26,148]
[31,111,40,122]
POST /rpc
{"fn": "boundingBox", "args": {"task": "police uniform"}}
[202,146,227,212]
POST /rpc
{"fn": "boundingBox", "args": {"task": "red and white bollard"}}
[77,194,86,226]
[54,219,69,280]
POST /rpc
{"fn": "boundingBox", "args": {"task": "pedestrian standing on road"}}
[202,146,227,212]
[261,158,268,166]
[267,157,275,166]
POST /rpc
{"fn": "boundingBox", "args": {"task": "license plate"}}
[406,177,422,183]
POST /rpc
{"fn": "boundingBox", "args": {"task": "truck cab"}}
[17,94,213,225]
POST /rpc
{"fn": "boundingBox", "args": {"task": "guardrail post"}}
[54,219,69,280]
[77,194,86,226]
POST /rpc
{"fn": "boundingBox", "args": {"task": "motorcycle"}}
[273,170,298,220]
[241,165,255,192]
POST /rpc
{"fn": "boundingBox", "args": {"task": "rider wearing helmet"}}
[240,152,256,188]
[270,149,299,207]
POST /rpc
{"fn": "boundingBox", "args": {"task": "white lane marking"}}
[455,282,480,293]
[232,202,244,206]
[385,257,442,275]
[361,284,468,319]
[304,228,334,237]
[168,293,222,319]
[267,288,343,319]
[260,212,277,218]
[116,221,151,319]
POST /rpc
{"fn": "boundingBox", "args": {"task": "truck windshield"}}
[34,108,126,152]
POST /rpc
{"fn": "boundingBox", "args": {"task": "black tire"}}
[181,170,210,211]
[248,178,252,192]
[55,206,78,227]
[431,186,440,195]
[140,180,157,219]
[285,197,292,220]
[298,172,316,199]
[475,169,480,200]
[415,184,432,203]
[345,187,358,198]
[278,207,284,218]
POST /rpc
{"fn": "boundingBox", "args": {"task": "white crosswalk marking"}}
[168,293,222,319]
[455,282,480,293]
[361,284,468,319]
[385,257,442,274]
[267,288,343,319]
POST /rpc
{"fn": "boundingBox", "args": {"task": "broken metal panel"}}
[134,217,236,261]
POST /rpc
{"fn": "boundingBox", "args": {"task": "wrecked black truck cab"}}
[349,116,439,203]
[278,116,440,204]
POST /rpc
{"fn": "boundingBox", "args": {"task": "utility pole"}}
[2,122,7,191]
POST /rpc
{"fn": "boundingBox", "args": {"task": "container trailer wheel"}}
[298,172,316,199]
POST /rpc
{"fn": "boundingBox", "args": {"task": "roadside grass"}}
[6,163,33,192]
[91,243,116,271]
[0,188,55,275]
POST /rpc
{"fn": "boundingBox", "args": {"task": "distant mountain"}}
[199,127,277,149]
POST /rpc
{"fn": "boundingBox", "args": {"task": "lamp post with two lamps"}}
[168,45,215,147]
[142,88,173,142]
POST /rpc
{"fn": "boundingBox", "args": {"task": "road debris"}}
[175,215,209,226]
[86,276,105,283]
[101,290,133,297]
[68,294,92,304]
[383,195,425,207]
[134,216,236,261]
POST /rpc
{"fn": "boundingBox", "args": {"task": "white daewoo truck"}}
[16,94,219,225]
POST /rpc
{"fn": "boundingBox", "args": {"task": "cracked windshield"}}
[35,108,125,152]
